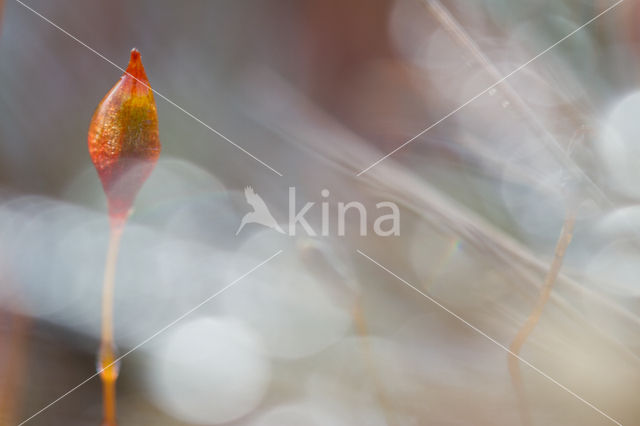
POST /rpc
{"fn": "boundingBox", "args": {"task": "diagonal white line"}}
[14,0,284,177]
[357,0,625,176]
[356,249,623,426]
[17,250,283,426]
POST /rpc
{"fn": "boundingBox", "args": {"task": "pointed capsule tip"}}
[125,48,148,82]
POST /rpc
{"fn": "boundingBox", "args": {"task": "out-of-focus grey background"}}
[1,0,640,425]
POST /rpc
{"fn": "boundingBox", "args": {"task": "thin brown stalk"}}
[0,310,30,426]
[508,210,576,426]
[99,222,124,426]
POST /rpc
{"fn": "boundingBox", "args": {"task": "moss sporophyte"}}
[88,49,160,426]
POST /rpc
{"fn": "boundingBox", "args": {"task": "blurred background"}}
[1,0,640,424]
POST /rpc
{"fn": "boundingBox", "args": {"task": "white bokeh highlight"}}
[146,317,271,424]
